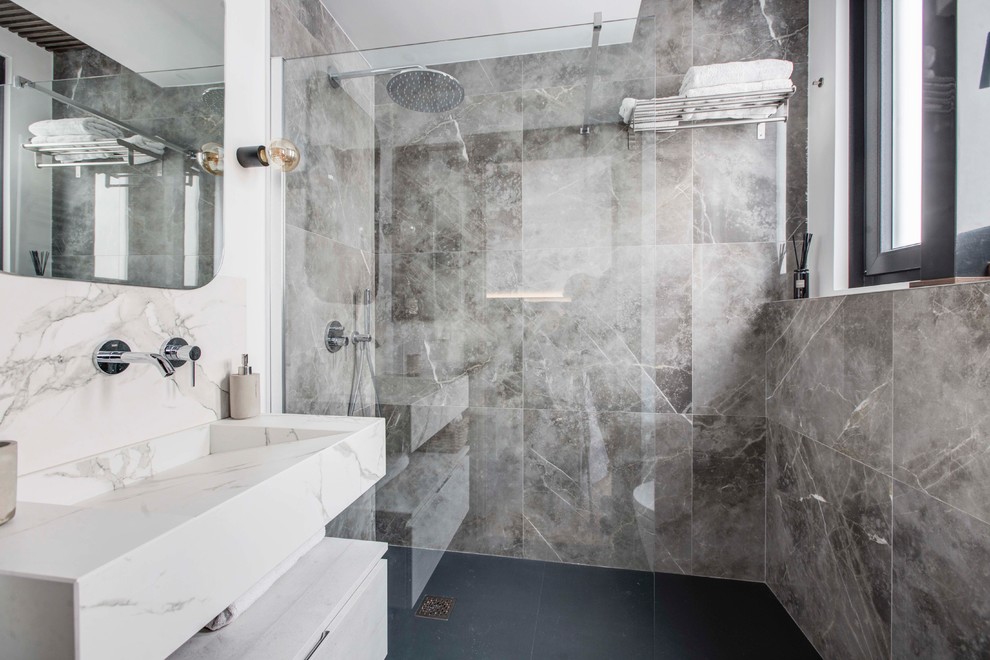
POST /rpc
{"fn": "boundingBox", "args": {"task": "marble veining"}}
[691,415,766,580]
[766,420,891,660]
[766,293,893,474]
[892,482,990,658]
[893,282,990,522]
[0,276,244,475]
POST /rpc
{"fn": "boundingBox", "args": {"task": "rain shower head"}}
[328,65,465,113]
[201,86,225,115]
[386,68,464,113]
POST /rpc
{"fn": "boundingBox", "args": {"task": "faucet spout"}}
[95,349,176,377]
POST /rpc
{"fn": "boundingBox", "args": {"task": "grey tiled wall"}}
[279,0,809,580]
[764,283,990,658]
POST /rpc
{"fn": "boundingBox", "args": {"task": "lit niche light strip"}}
[486,291,572,303]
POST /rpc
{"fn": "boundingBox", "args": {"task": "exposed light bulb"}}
[266,138,300,172]
[197,142,224,176]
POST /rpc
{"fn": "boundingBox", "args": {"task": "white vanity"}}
[0,414,387,660]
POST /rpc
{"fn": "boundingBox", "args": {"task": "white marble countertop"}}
[0,414,386,660]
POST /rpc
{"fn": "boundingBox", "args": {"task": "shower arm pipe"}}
[328,64,427,87]
[15,76,194,157]
[579,12,603,136]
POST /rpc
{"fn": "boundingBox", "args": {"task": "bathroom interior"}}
[0,0,987,658]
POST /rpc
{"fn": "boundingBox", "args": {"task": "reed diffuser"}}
[792,233,813,299]
[30,250,49,277]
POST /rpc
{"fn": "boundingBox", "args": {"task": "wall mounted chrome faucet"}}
[93,340,175,377]
[93,337,202,383]
[162,338,203,386]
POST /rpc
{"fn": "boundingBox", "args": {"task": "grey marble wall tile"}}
[653,414,693,574]
[326,486,376,542]
[893,283,990,522]
[656,103,694,245]
[892,482,990,658]
[653,245,693,414]
[449,408,525,557]
[692,415,766,580]
[693,125,778,244]
[283,64,375,252]
[693,242,778,416]
[271,0,356,59]
[693,0,809,67]
[767,420,891,660]
[382,91,523,149]
[522,246,663,413]
[519,16,655,91]
[283,226,374,415]
[766,293,893,474]
[521,78,656,133]
[523,409,658,571]
[381,133,522,255]
[521,125,651,249]
[640,0,693,77]
[381,249,524,408]
[433,57,525,96]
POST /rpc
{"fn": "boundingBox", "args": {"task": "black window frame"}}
[849,0,957,287]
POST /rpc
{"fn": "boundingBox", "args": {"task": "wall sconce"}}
[197,142,224,176]
[236,138,300,172]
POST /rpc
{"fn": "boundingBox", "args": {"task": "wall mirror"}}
[0,0,224,289]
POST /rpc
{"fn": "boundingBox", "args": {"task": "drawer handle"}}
[303,630,331,660]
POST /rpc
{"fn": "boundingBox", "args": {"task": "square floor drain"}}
[416,595,455,620]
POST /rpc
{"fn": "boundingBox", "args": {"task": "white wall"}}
[957,0,990,235]
[807,0,850,297]
[222,0,273,409]
[0,25,52,276]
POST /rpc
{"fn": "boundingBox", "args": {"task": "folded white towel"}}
[204,531,325,631]
[619,98,637,124]
[679,59,793,95]
[54,152,116,163]
[683,78,793,98]
[683,107,778,121]
[633,120,680,130]
[123,135,166,155]
[29,118,123,139]
[30,134,117,145]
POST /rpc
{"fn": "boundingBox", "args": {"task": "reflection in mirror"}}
[0,0,224,289]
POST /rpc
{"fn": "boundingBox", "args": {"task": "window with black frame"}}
[849,0,965,286]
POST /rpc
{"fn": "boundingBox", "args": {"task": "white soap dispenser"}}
[230,354,260,420]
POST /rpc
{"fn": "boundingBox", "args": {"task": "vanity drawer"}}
[305,559,387,660]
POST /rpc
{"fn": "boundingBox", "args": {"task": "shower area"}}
[275,0,809,653]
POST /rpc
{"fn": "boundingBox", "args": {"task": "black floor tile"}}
[386,547,821,660]
[531,613,653,660]
[538,561,655,632]
[653,573,821,659]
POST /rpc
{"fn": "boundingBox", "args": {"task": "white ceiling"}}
[322,0,644,51]
[14,0,224,86]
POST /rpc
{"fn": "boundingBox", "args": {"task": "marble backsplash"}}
[764,282,990,659]
[0,275,245,475]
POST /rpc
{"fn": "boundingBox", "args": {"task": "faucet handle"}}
[161,338,202,387]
